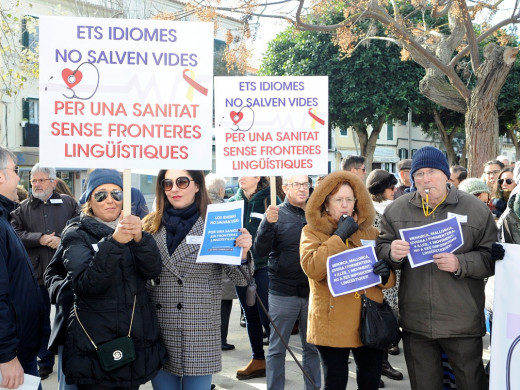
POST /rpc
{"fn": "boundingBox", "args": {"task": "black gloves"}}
[491,243,505,261]
[373,259,391,285]
[334,215,359,242]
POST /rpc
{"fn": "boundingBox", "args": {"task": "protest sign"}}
[400,216,463,268]
[326,246,381,297]
[197,201,244,265]
[39,16,213,170]
[490,243,520,390]
[214,76,329,176]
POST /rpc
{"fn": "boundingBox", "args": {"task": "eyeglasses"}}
[31,178,53,185]
[484,170,500,176]
[413,169,439,180]
[4,166,19,176]
[498,178,514,185]
[286,182,311,189]
[161,177,192,191]
[93,190,123,202]
[331,197,357,204]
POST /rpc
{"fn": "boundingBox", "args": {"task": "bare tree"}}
[186,0,520,176]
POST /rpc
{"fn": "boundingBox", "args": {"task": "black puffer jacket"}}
[229,187,280,269]
[61,215,167,387]
[254,198,309,297]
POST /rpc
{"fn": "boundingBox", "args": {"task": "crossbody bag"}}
[74,296,137,372]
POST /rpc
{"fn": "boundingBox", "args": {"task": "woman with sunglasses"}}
[59,169,167,389]
[143,170,252,390]
[491,167,516,219]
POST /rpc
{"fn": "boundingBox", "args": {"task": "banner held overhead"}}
[39,16,214,170]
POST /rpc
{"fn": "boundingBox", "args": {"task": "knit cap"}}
[458,178,490,195]
[366,169,398,195]
[397,159,412,171]
[410,147,450,187]
[84,169,123,201]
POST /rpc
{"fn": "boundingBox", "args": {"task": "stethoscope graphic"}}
[61,62,99,100]
[229,105,255,132]
[506,334,520,390]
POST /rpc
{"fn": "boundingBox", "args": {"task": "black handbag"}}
[74,296,137,372]
[360,292,401,350]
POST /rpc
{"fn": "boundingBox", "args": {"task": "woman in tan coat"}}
[300,171,395,390]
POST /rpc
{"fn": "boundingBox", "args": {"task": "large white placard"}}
[490,243,520,390]
[214,76,329,176]
[39,16,213,169]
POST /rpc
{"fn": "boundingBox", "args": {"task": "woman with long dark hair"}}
[143,170,252,390]
[491,167,516,218]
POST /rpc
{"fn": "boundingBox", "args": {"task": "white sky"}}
[249,17,290,68]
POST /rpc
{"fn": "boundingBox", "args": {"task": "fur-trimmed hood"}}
[306,171,375,235]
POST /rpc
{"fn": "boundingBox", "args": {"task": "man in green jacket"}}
[376,146,497,390]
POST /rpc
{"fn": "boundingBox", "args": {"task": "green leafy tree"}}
[497,58,520,160]
[259,22,427,170]
[412,102,465,166]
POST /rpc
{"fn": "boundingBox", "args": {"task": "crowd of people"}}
[0,143,517,390]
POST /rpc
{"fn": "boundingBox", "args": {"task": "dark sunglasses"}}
[93,189,123,202]
[161,177,192,191]
[498,178,514,185]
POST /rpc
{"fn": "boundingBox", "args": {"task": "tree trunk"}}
[353,117,385,175]
[465,44,518,177]
[459,142,467,168]
[433,110,459,166]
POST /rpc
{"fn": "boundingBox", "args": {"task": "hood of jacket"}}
[306,171,375,235]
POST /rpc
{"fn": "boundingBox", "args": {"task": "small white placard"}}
[0,373,41,390]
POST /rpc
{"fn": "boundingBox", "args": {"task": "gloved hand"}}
[334,215,358,242]
[491,243,505,261]
[373,259,391,285]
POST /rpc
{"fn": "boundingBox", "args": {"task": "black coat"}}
[44,217,79,354]
[0,195,43,364]
[11,192,80,286]
[253,199,309,297]
[61,215,167,387]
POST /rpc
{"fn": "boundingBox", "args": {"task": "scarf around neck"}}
[162,202,200,255]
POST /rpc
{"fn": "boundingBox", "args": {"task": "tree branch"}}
[449,15,520,68]
[456,0,481,70]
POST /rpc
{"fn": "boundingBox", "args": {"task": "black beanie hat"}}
[366,169,398,195]
[410,147,450,187]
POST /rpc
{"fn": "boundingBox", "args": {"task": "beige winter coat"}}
[300,171,395,348]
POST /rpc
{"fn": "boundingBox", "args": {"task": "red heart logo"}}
[62,68,83,88]
[230,111,243,125]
